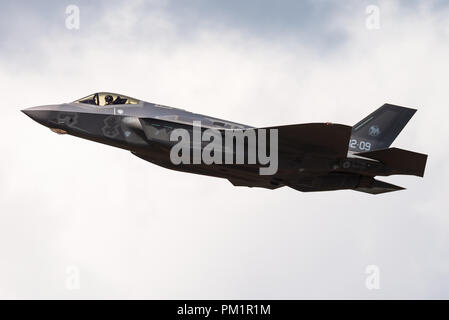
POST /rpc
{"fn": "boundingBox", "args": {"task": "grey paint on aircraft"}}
[22,92,427,194]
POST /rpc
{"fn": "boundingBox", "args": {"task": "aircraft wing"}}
[138,119,353,159]
[259,123,352,159]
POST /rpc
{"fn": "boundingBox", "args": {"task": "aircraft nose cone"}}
[22,107,52,126]
[21,108,36,118]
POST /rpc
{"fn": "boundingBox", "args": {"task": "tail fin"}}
[349,104,416,152]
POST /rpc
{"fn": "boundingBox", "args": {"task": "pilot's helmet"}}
[105,95,113,104]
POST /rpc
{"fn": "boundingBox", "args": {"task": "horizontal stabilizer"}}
[355,178,405,194]
[356,147,427,177]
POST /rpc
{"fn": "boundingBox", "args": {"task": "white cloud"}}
[0,0,448,298]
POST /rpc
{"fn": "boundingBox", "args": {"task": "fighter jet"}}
[22,92,427,194]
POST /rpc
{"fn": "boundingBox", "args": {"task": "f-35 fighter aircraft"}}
[22,92,427,194]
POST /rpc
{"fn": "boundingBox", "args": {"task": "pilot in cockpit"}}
[75,93,138,106]
[113,96,127,104]
[105,95,114,105]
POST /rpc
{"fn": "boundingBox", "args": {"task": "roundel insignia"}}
[368,125,381,137]
[102,116,120,138]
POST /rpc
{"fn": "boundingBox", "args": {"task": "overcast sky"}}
[1,0,448,299]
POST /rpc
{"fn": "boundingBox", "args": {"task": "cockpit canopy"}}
[74,92,139,106]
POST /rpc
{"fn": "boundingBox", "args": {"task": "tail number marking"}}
[349,139,371,151]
